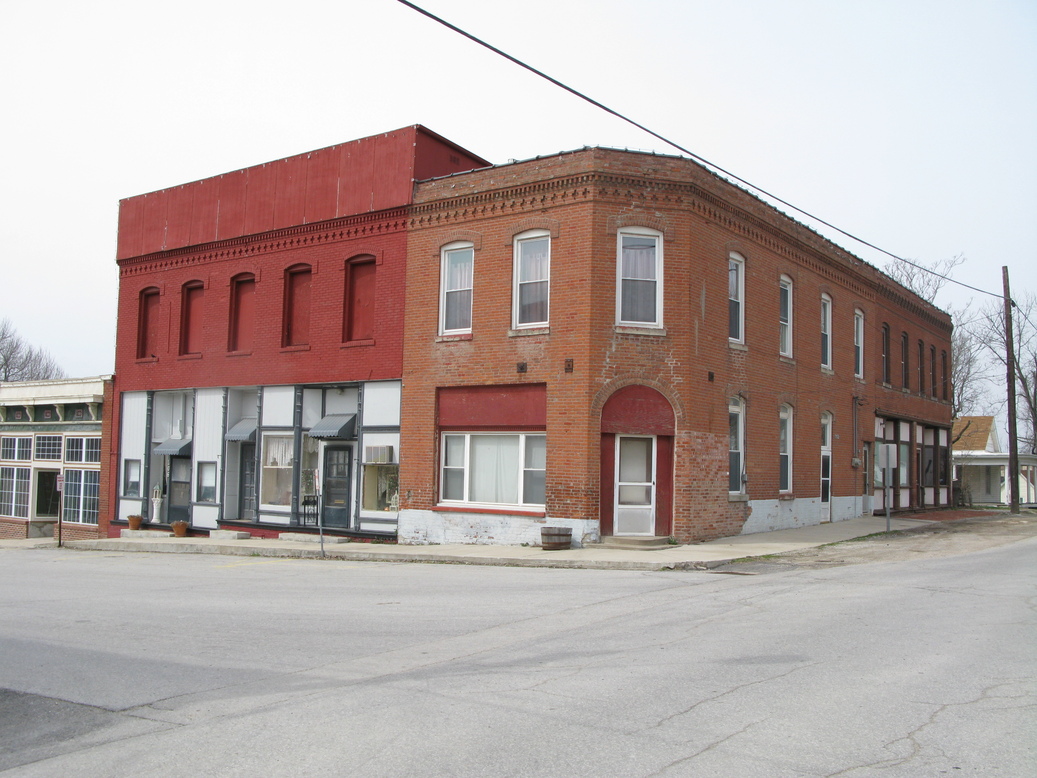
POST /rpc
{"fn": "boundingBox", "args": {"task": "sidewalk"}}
[0,514,944,571]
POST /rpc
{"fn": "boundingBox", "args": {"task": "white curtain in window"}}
[263,436,294,467]
[469,435,519,504]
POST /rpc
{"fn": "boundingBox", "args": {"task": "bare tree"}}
[974,293,1037,455]
[0,319,67,382]
[884,254,988,420]
[884,253,966,306]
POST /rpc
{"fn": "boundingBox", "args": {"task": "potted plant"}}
[170,520,189,538]
[127,514,143,531]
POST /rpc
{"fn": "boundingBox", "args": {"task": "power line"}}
[397,0,1006,303]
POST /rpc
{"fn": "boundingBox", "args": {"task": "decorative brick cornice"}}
[117,208,409,277]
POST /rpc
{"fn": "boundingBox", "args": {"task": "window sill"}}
[342,339,376,349]
[436,333,473,343]
[779,493,795,501]
[134,357,159,364]
[432,504,546,518]
[509,327,550,338]
[821,366,835,375]
[226,350,252,358]
[729,341,748,352]
[615,325,667,337]
[728,493,749,502]
[280,344,310,353]
[177,353,202,361]
[779,355,795,365]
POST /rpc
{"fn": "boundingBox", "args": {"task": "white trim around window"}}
[728,397,745,493]
[616,227,663,328]
[854,308,865,378]
[728,253,745,343]
[513,230,550,328]
[779,275,793,357]
[440,432,546,508]
[779,404,793,493]
[440,242,475,335]
[820,294,833,369]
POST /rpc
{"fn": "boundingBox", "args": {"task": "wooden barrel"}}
[541,526,572,550]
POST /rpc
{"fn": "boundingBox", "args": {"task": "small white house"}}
[952,416,1037,506]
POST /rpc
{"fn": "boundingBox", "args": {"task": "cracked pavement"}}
[1,519,1034,776]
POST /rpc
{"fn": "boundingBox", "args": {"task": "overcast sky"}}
[2,0,1034,379]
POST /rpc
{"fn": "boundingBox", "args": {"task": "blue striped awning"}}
[307,414,357,440]
[225,417,257,442]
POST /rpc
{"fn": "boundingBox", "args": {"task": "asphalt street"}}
[1,537,1034,776]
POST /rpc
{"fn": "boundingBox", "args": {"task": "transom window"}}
[513,231,550,328]
[617,228,663,327]
[729,253,745,342]
[65,437,101,463]
[441,433,546,507]
[1,437,31,461]
[35,435,63,460]
[440,242,474,334]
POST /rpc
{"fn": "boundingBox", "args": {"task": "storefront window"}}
[261,435,294,506]
[363,463,399,511]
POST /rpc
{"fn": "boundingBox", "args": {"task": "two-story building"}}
[107,127,953,545]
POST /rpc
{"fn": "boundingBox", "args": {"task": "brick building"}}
[1,376,111,540]
[108,127,953,545]
[397,146,954,545]
[106,127,487,538]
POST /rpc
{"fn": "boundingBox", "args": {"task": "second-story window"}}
[820,294,832,368]
[513,231,550,328]
[344,256,376,342]
[881,324,891,384]
[729,253,745,342]
[617,228,663,327]
[283,265,312,347]
[901,332,910,389]
[854,309,865,379]
[918,340,926,394]
[440,242,474,335]
[137,287,160,359]
[180,281,204,355]
[228,273,256,352]
[930,345,938,398]
[779,276,793,356]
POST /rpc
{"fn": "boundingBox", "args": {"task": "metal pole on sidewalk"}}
[885,443,892,534]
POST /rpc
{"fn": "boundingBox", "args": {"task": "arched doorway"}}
[600,385,675,537]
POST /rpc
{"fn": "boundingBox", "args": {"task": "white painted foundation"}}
[398,509,599,547]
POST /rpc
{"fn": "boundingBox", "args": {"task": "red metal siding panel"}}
[216,171,247,241]
[117,197,145,260]
[164,187,195,251]
[303,147,340,225]
[274,154,308,228]
[242,164,277,237]
[189,177,220,247]
[141,193,168,255]
[413,127,490,181]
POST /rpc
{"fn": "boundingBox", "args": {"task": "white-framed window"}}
[617,228,663,327]
[513,230,550,328]
[123,459,142,498]
[261,433,294,507]
[35,435,63,460]
[729,253,745,342]
[197,462,217,503]
[1,437,32,461]
[779,276,793,356]
[779,404,793,492]
[440,242,474,334]
[854,309,865,378]
[63,469,99,524]
[820,412,833,503]
[729,397,745,493]
[820,294,832,368]
[64,437,100,463]
[440,432,546,507]
[0,466,30,518]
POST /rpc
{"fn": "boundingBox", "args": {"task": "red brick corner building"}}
[108,127,952,546]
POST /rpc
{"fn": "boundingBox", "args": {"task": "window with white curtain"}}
[617,228,662,327]
[513,231,550,327]
[440,242,474,334]
[440,433,546,507]
[820,294,832,368]
[729,254,745,342]
[854,309,865,378]
[261,434,294,507]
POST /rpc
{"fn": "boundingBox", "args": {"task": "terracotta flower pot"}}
[171,521,189,537]
[127,515,143,531]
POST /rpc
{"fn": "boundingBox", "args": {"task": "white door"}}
[615,436,655,536]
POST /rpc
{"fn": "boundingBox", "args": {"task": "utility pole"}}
[1003,266,1020,514]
